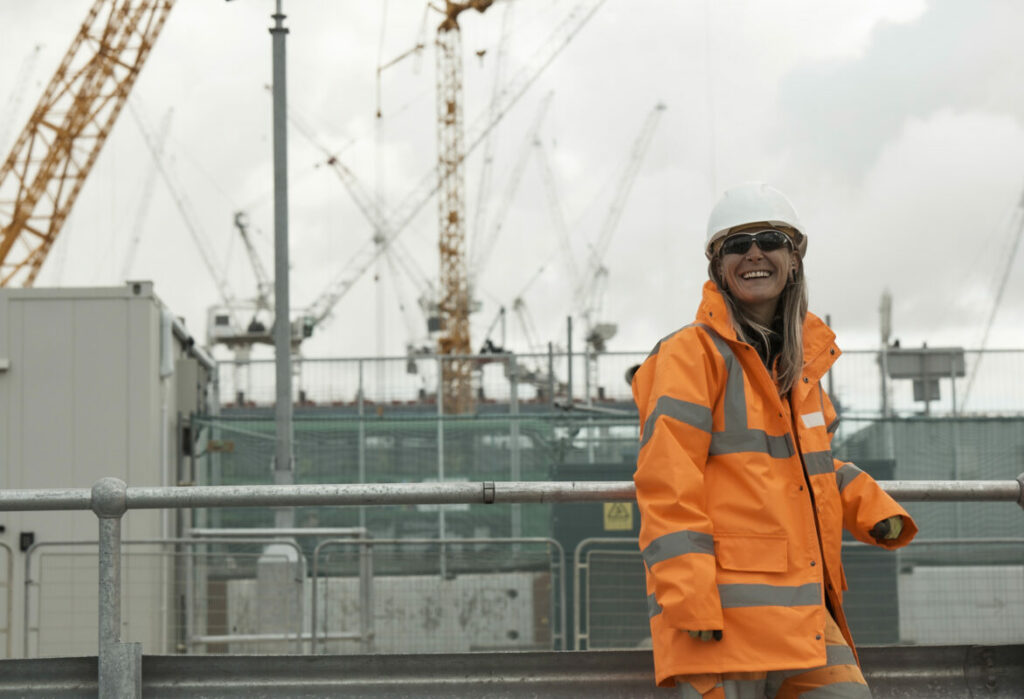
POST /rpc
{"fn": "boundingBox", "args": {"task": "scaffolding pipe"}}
[0,478,1021,512]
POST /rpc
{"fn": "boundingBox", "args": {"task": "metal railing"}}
[0,542,11,658]
[0,476,1021,698]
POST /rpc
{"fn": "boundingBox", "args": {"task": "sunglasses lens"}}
[755,231,787,251]
[721,235,753,256]
[720,230,790,255]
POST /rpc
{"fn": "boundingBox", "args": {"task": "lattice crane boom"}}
[0,0,175,287]
[576,102,666,330]
[435,0,496,414]
[233,211,274,313]
[304,1,607,337]
[469,90,553,288]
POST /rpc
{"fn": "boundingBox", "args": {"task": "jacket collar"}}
[694,281,841,386]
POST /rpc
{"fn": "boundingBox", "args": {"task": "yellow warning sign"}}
[603,502,633,531]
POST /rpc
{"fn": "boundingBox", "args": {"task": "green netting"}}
[192,412,639,544]
[834,416,1024,565]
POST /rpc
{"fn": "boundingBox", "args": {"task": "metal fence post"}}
[437,355,447,577]
[509,354,521,539]
[92,477,141,698]
[357,359,366,532]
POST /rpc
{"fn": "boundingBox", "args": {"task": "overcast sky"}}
[2,0,1023,363]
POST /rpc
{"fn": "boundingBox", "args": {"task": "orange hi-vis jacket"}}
[632,282,918,687]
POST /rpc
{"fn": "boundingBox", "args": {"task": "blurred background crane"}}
[0,0,175,287]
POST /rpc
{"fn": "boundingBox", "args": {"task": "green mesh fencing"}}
[193,411,640,546]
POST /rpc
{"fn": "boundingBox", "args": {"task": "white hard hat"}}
[705,182,806,259]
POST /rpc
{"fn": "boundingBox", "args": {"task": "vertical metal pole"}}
[880,346,890,418]
[951,359,963,537]
[547,343,555,409]
[584,346,591,407]
[584,349,594,464]
[93,478,140,698]
[437,355,447,578]
[566,316,573,405]
[950,361,958,417]
[357,360,366,531]
[271,0,295,528]
[359,539,373,653]
[509,354,521,539]
[98,517,123,694]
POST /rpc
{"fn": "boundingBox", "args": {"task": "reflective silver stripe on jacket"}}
[827,417,840,433]
[640,395,712,449]
[696,324,795,459]
[835,463,864,493]
[641,530,715,568]
[826,644,857,666]
[640,323,794,459]
[711,430,794,458]
[719,582,821,608]
[803,450,835,477]
[647,593,662,618]
[773,645,859,682]
[647,582,821,618]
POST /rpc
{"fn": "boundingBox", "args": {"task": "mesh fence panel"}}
[311,538,564,653]
[28,542,301,657]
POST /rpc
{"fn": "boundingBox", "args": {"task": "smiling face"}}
[716,227,801,325]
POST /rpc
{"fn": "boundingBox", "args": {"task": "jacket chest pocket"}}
[715,534,788,573]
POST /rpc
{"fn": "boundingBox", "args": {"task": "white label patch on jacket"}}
[801,411,825,428]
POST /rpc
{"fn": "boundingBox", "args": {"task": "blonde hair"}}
[708,257,808,395]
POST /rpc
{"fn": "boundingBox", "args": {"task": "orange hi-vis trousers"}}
[676,613,871,699]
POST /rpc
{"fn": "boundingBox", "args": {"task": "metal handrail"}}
[0,477,1021,698]
[0,478,1020,511]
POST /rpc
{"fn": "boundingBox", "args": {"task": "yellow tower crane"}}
[435,0,495,414]
[0,0,174,287]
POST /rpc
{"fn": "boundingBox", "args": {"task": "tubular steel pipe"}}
[0,478,1022,512]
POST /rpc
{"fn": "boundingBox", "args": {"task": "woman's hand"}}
[870,515,904,541]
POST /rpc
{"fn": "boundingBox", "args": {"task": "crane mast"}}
[436,0,494,414]
[0,0,175,287]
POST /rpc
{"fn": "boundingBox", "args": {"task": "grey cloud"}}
[776,0,1024,178]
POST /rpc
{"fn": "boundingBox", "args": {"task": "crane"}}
[576,102,666,351]
[468,90,553,291]
[232,211,274,322]
[962,184,1024,408]
[0,0,175,288]
[300,0,608,354]
[434,0,497,414]
[121,104,173,281]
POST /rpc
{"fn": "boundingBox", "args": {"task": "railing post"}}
[509,354,521,539]
[92,477,141,699]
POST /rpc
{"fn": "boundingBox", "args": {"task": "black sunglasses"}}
[719,229,792,256]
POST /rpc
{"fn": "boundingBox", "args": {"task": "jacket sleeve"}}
[821,391,919,549]
[632,332,724,631]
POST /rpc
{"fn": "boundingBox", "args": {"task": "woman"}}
[631,183,917,698]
